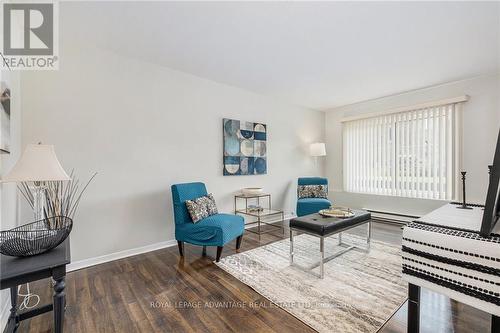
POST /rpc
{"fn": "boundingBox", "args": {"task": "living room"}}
[0,1,499,333]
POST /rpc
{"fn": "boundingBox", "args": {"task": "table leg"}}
[7,286,19,331]
[338,232,342,245]
[367,221,372,249]
[53,276,66,333]
[408,283,420,333]
[290,229,294,264]
[282,212,285,235]
[320,237,325,279]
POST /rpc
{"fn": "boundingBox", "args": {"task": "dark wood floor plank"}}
[15,220,489,333]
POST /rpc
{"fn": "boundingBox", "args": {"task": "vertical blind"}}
[343,103,460,200]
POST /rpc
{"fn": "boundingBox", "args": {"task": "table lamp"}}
[1,143,70,221]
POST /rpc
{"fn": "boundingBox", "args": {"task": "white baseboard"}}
[67,239,177,272]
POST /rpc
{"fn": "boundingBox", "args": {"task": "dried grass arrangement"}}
[18,170,97,229]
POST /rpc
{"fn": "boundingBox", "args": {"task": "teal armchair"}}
[296,177,332,216]
[171,182,245,262]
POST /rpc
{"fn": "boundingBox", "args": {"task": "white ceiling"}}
[62,1,500,110]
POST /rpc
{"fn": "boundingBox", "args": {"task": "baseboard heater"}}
[362,208,420,225]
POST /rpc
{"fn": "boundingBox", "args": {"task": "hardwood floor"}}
[17,221,491,332]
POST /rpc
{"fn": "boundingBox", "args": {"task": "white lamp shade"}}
[310,142,326,157]
[1,144,70,182]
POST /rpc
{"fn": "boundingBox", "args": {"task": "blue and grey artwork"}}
[223,118,267,176]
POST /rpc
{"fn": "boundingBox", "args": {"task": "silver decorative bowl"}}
[0,216,72,257]
[241,187,264,196]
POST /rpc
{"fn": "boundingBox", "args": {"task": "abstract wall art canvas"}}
[0,81,11,153]
[223,118,267,176]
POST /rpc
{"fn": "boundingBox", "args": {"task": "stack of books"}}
[248,205,264,212]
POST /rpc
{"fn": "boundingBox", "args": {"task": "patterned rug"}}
[216,233,407,333]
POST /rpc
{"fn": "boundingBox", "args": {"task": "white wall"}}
[0,70,22,329]
[325,74,500,216]
[20,44,325,262]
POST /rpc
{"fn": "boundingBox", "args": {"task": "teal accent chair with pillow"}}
[296,177,332,217]
[171,182,245,262]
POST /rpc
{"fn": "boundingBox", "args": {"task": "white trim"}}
[67,240,177,272]
[340,95,469,123]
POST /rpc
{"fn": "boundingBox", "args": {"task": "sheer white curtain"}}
[343,103,460,200]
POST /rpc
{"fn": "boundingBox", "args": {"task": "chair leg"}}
[177,241,184,257]
[236,235,243,250]
[202,246,207,256]
[216,246,223,262]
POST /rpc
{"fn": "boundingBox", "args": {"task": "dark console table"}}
[1,239,70,333]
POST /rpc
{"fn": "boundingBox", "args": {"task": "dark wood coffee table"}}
[289,210,371,278]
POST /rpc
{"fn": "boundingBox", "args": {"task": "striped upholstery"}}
[402,204,500,316]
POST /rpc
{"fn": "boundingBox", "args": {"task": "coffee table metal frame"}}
[234,193,284,235]
[289,219,372,279]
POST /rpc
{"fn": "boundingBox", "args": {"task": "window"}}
[343,100,463,200]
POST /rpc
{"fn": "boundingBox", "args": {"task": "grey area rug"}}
[216,233,407,333]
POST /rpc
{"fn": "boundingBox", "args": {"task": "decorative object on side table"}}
[0,216,72,257]
[247,205,263,213]
[241,187,263,196]
[456,171,472,209]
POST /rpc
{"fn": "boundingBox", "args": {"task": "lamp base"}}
[29,184,47,221]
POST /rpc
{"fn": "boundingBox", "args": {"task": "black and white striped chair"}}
[402,203,499,332]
